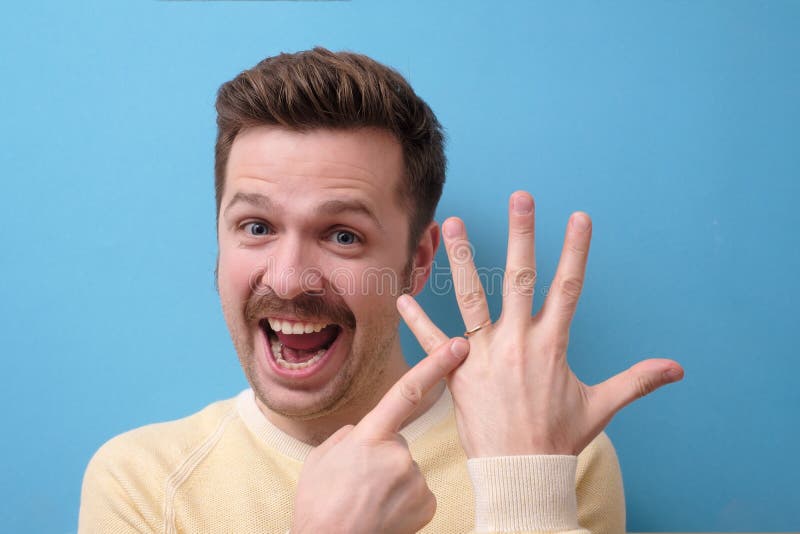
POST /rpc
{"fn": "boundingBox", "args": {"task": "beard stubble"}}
[228,260,413,422]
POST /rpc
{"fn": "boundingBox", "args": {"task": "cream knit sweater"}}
[79,388,626,533]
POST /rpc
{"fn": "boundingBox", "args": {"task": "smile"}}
[259,317,343,373]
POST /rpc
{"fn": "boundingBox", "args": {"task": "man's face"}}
[217,126,415,420]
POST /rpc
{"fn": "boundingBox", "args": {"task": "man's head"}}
[213,48,446,424]
[215,47,446,254]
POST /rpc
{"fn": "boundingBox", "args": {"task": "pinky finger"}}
[397,294,449,354]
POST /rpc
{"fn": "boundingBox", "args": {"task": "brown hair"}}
[214,47,446,252]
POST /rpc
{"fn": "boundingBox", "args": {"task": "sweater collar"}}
[235,386,453,462]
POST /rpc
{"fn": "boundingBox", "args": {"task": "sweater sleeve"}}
[77,438,163,534]
[465,432,625,533]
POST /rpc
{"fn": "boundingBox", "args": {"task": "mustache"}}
[244,285,356,330]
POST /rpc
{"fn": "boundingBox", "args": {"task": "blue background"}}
[1,1,798,532]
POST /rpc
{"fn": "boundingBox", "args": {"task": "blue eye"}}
[332,230,359,246]
[244,222,271,236]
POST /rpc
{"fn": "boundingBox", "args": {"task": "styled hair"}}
[214,47,446,252]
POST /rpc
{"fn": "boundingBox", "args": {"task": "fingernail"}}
[513,194,533,215]
[450,338,469,359]
[443,219,463,238]
[663,368,682,382]
[571,214,590,232]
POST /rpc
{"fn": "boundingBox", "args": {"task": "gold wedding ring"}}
[464,319,492,338]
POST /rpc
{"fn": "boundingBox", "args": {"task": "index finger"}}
[358,333,469,437]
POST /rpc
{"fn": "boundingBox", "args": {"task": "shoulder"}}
[82,394,240,495]
[79,394,242,532]
[88,395,239,470]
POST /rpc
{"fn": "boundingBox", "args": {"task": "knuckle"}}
[421,488,437,521]
[389,448,414,473]
[447,369,470,391]
[396,434,409,449]
[559,277,584,300]
[423,333,441,353]
[540,335,568,357]
[511,223,535,238]
[398,380,423,407]
[401,452,414,472]
[635,375,657,398]
[568,242,588,255]
[407,458,422,478]
[461,287,486,310]
[498,339,524,361]
[510,267,537,295]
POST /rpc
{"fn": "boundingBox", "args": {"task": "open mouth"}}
[259,317,342,371]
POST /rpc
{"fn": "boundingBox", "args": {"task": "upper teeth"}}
[267,318,330,335]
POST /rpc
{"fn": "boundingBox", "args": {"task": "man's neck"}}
[256,352,446,446]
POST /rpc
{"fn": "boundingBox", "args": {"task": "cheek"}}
[338,265,403,322]
[218,248,262,304]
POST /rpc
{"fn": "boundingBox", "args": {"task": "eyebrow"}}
[317,199,384,230]
[223,192,272,217]
[223,192,383,230]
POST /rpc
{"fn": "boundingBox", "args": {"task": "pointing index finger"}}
[358,332,469,436]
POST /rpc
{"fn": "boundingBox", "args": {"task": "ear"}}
[408,221,440,296]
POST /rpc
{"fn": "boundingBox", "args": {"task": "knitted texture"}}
[79,389,625,533]
[468,455,581,532]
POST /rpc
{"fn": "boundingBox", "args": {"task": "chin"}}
[243,319,362,420]
[250,363,358,421]
[234,308,399,422]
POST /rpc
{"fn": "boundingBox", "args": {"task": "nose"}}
[257,234,324,300]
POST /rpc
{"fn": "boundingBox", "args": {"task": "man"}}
[79,47,683,533]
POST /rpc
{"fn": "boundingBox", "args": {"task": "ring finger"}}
[442,217,491,332]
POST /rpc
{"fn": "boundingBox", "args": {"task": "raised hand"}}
[397,191,684,458]
[291,336,470,534]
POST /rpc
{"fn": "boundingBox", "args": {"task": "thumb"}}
[590,358,684,423]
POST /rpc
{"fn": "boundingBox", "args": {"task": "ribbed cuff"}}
[467,455,580,532]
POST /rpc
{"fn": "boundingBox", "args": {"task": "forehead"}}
[224,126,405,208]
